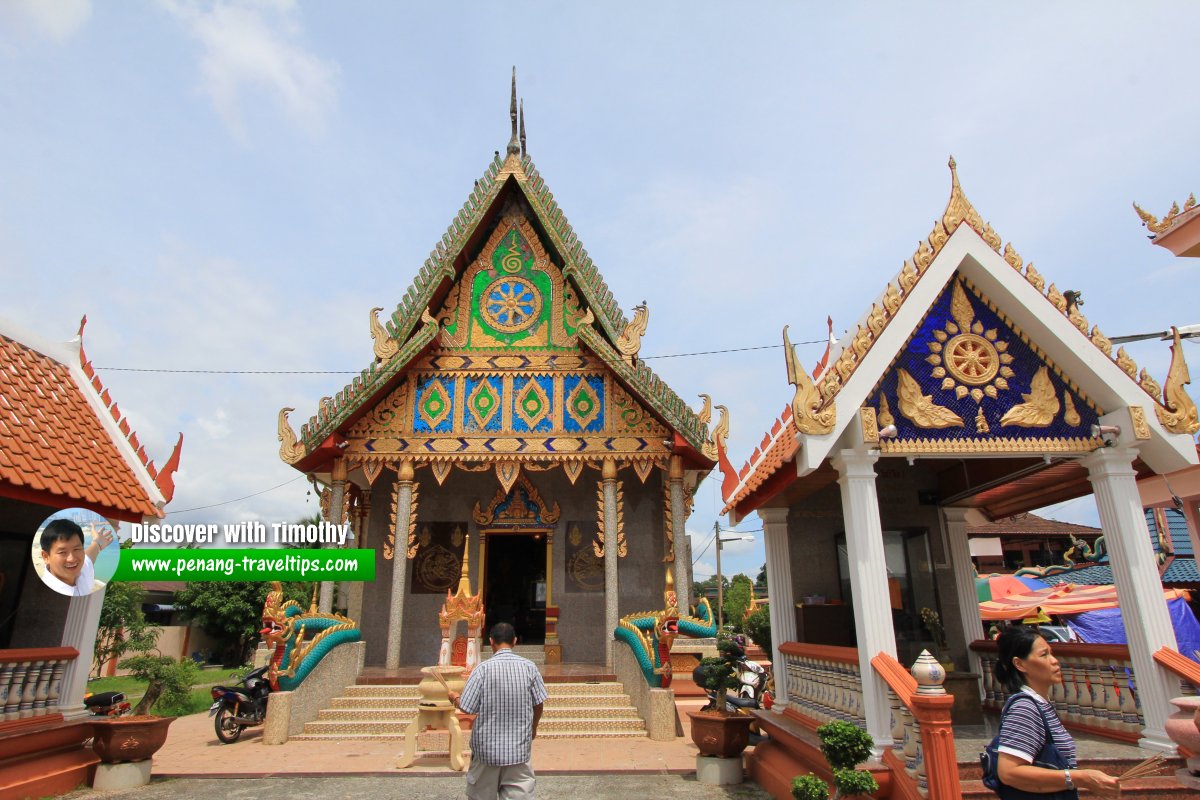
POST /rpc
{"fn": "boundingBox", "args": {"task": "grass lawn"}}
[87,665,235,716]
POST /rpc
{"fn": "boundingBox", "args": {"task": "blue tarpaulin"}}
[1066,598,1200,662]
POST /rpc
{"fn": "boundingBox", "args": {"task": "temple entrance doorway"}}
[484,532,547,645]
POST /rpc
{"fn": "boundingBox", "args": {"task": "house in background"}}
[93,581,220,677]
[0,317,181,799]
[967,512,1102,573]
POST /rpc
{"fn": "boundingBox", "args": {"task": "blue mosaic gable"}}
[877,276,1100,442]
[461,376,503,433]
[511,375,555,433]
[562,375,605,433]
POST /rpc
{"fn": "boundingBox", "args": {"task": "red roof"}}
[0,324,170,521]
[966,512,1101,538]
[722,404,800,515]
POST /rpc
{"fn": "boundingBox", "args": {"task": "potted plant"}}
[791,720,879,799]
[919,607,951,670]
[90,655,197,763]
[687,637,755,758]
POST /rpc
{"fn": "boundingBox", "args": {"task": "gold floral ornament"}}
[896,369,964,429]
[277,408,306,464]
[615,301,649,367]
[1133,194,1196,235]
[784,325,835,436]
[1156,327,1200,435]
[1000,366,1059,428]
[369,307,400,363]
[926,280,1014,403]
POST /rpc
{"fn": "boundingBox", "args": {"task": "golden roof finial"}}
[456,539,472,597]
[309,583,319,614]
[507,67,520,157]
[942,155,984,236]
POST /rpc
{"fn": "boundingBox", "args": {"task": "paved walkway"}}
[145,699,727,778]
[65,774,772,799]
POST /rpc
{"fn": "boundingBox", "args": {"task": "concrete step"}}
[315,705,640,722]
[960,777,1181,800]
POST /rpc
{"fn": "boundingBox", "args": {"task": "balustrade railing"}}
[0,648,79,723]
[873,651,959,800]
[778,642,865,729]
[971,640,1142,741]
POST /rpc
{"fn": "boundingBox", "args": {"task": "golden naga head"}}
[260,581,290,648]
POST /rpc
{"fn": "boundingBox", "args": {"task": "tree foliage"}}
[119,654,200,716]
[744,604,772,656]
[174,581,312,667]
[722,573,753,632]
[94,579,160,679]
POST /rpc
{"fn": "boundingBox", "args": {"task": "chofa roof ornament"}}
[784,324,835,436]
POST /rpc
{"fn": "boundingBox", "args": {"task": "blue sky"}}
[2,2,1198,582]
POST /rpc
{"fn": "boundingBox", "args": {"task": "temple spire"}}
[507,67,520,156]
[519,99,526,157]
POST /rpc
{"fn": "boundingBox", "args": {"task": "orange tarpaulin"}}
[979,582,1190,621]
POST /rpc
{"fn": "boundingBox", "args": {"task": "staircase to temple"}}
[292,675,645,740]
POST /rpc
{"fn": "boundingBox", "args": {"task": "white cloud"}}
[158,0,338,139]
[693,561,716,580]
[0,0,91,42]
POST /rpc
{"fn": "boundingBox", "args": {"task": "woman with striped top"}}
[994,625,1120,798]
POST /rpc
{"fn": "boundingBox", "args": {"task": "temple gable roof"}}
[724,159,1199,519]
[285,147,712,467]
[0,316,181,521]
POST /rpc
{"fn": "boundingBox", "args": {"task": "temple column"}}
[58,583,106,719]
[831,448,898,753]
[544,532,560,663]
[758,507,796,690]
[1084,447,1181,751]
[669,456,692,612]
[942,506,983,678]
[347,490,370,624]
[386,461,416,670]
[603,459,619,669]
[319,459,347,614]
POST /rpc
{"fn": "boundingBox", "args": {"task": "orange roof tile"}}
[0,331,161,520]
[722,403,800,514]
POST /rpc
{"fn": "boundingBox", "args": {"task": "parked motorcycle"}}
[692,636,774,712]
[209,665,271,743]
[84,691,131,717]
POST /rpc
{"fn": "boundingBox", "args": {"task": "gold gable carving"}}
[472,474,561,528]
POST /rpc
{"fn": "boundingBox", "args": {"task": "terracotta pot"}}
[687,710,755,758]
[1165,696,1200,774]
[91,715,176,763]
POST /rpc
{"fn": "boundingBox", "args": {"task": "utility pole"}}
[714,520,723,631]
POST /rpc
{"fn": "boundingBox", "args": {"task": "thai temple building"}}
[0,317,182,798]
[720,162,1200,796]
[278,76,718,670]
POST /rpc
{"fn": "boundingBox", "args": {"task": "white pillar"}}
[942,507,983,680]
[603,459,619,670]
[58,590,105,719]
[758,507,796,691]
[669,456,692,614]
[320,459,347,614]
[1084,447,1181,752]
[386,462,415,670]
[832,448,898,752]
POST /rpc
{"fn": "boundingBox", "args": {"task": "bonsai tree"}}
[744,605,772,657]
[695,632,754,712]
[791,721,879,799]
[118,654,200,716]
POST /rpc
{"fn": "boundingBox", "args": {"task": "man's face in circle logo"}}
[43,536,85,586]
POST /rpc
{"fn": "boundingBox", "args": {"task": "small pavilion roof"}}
[0,316,181,521]
[723,159,1199,522]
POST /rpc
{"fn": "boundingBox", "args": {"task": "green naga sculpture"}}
[1013,534,1110,579]
[261,582,362,691]
[615,568,717,688]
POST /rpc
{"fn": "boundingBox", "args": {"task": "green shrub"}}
[119,655,200,716]
[791,774,830,800]
[833,768,879,798]
[816,720,874,771]
[744,605,772,655]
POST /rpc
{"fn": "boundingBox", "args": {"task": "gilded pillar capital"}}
[331,458,348,483]
[602,458,618,481]
[396,459,415,483]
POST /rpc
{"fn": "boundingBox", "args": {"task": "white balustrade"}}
[0,649,79,722]
[779,643,866,729]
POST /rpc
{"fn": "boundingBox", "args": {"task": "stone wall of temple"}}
[2,496,79,649]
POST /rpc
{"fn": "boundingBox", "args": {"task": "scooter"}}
[209,665,272,743]
[84,691,131,717]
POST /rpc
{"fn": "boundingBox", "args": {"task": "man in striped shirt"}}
[449,621,547,799]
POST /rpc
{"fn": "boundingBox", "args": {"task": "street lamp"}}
[714,522,755,632]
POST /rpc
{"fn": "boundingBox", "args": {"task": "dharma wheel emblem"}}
[481,276,542,333]
[926,279,1014,404]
